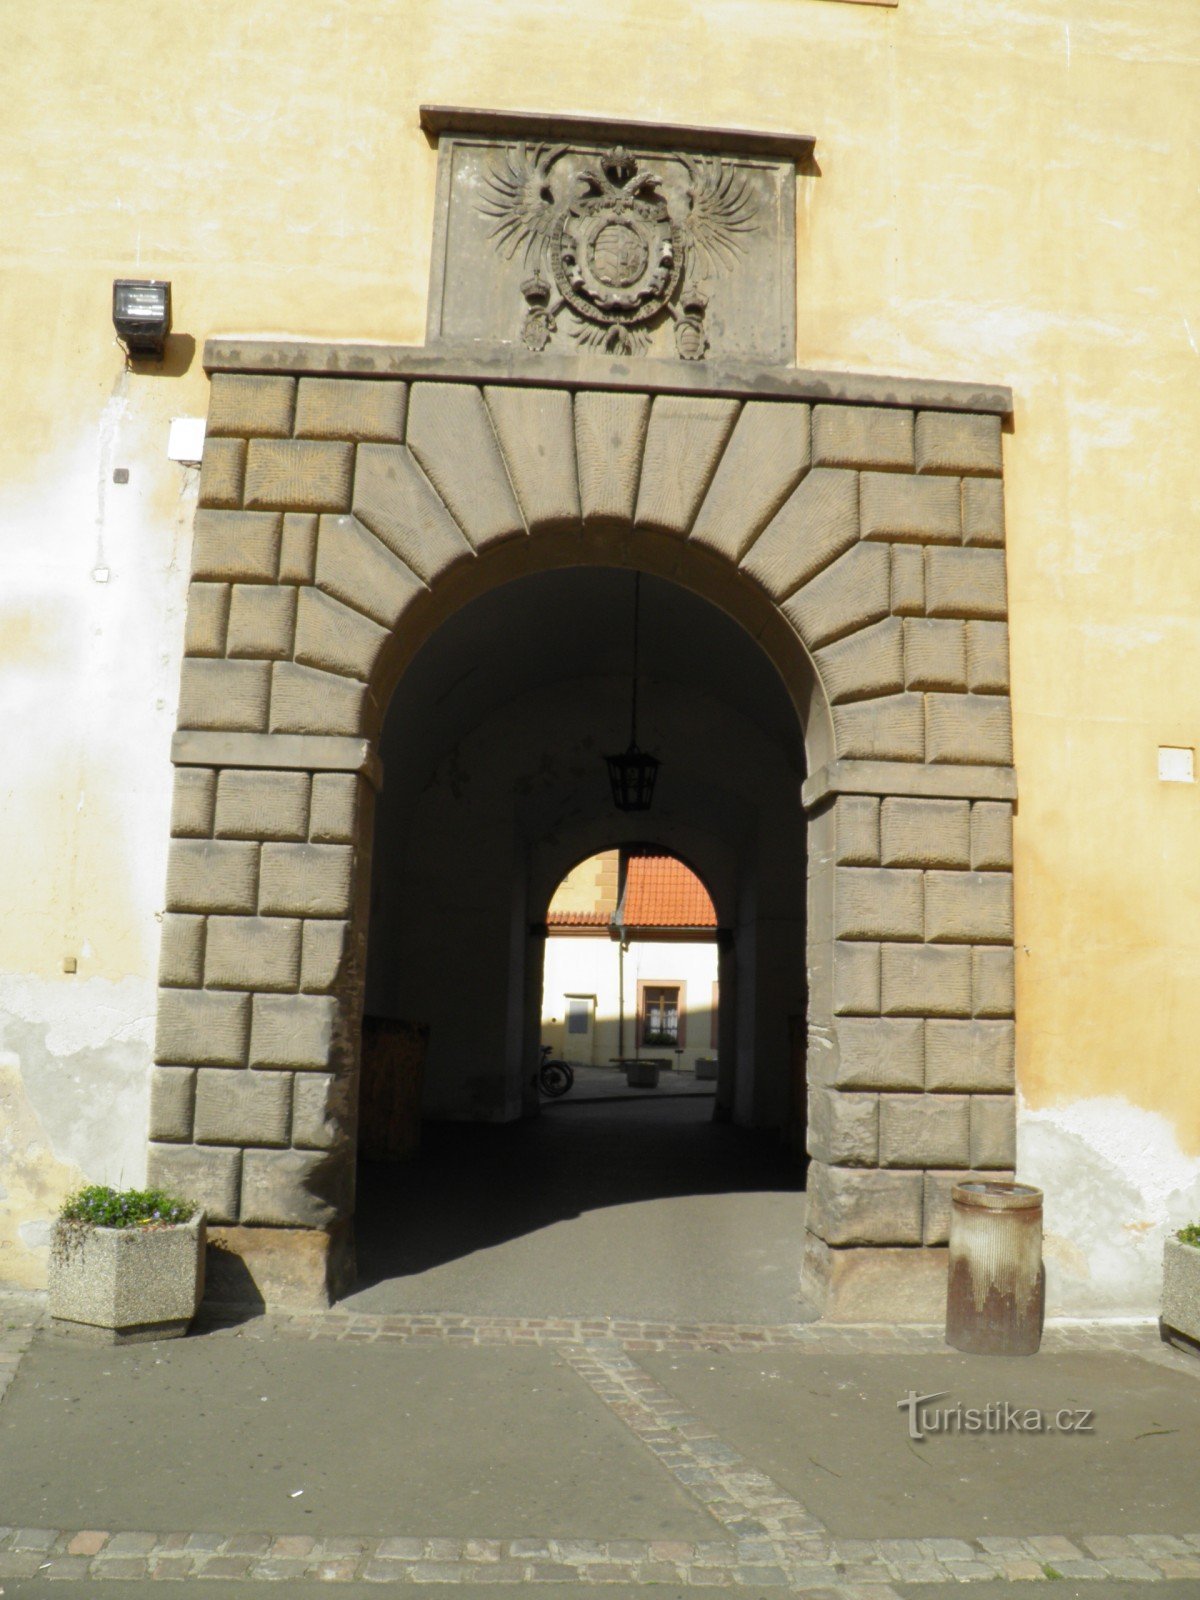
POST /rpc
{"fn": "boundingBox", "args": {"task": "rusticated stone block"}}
[295,377,407,443]
[165,839,259,914]
[915,411,1002,477]
[904,618,966,691]
[205,916,302,992]
[353,445,472,583]
[292,1073,341,1149]
[243,440,354,513]
[240,1147,351,1227]
[833,692,925,762]
[635,396,739,537]
[309,775,358,844]
[881,943,972,1017]
[690,400,810,562]
[807,1164,923,1246]
[890,545,925,616]
[170,768,216,838]
[198,437,247,509]
[925,871,1014,944]
[925,1020,1015,1092]
[148,1066,196,1142]
[295,587,387,681]
[966,620,1010,693]
[214,770,309,842]
[155,988,250,1067]
[834,867,923,941]
[194,1067,292,1147]
[925,694,1013,765]
[279,513,318,584]
[575,391,650,525]
[316,514,424,629]
[146,1143,241,1224]
[834,795,880,865]
[250,993,338,1068]
[973,946,1015,1018]
[971,1094,1016,1168]
[860,472,960,543]
[159,914,205,988]
[880,1093,970,1168]
[190,511,281,583]
[925,547,1007,618]
[184,582,230,657]
[207,374,296,438]
[270,661,367,737]
[812,405,913,471]
[833,940,881,1015]
[784,542,890,650]
[970,800,1014,871]
[963,477,1005,547]
[742,468,859,601]
[832,1018,925,1091]
[300,919,350,993]
[880,797,970,869]
[808,1087,879,1165]
[177,659,270,732]
[484,385,580,534]
[923,1167,1014,1245]
[259,843,354,917]
[226,585,297,660]
[407,383,524,548]
[816,617,904,704]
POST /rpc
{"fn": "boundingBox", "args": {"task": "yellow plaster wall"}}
[2,0,1199,1302]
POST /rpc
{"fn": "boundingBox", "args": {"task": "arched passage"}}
[153,363,1017,1320]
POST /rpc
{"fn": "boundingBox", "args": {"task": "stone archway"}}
[150,352,1016,1318]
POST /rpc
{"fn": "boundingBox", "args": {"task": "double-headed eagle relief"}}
[478,143,758,359]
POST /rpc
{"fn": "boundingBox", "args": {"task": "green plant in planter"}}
[642,1031,677,1048]
[1177,1223,1200,1248]
[49,1184,205,1343]
[57,1185,194,1232]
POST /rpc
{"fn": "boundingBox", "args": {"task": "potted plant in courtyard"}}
[1161,1221,1200,1353]
[49,1185,205,1343]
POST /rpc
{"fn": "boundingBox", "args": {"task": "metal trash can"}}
[946,1180,1045,1356]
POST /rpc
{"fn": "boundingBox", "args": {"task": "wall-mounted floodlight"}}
[112,279,171,360]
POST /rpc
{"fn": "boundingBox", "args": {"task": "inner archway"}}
[348,567,811,1319]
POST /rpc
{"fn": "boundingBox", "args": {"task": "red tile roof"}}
[622,853,717,928]
[546,908,609,927]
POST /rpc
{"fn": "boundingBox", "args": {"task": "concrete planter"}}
[1162,1236,1200,1350]
[49,1212,205,1343]
[694,1057,719,1081]
[625,1060,663,1088]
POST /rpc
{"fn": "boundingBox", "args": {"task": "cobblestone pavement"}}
[2,1296,1199,1591]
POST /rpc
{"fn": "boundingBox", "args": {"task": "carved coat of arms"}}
[478,144,757,359]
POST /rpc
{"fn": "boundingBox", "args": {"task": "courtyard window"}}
[642,984,683,1047]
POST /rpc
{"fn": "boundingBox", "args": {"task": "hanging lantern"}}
[606,742,660,812]
[604,572,661,812]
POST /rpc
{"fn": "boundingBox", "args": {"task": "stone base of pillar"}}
[204,1222,356,1313]
[801,1232,949,1323]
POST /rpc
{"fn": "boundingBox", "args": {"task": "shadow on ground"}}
[347,1096,809,1322]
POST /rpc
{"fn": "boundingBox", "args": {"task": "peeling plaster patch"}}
[0,974,151,1185]
[18,1221,51,1252]
[1019,1094,1200,1317]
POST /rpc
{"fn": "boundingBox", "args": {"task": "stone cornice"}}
[201,341,1014,418]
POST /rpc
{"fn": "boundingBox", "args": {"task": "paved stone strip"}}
[3,1526,1200,1586]
[559,1341,829,1555]
[197,1306,1162,1356]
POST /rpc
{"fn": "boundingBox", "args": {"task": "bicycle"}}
[538,1043,574,1098]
